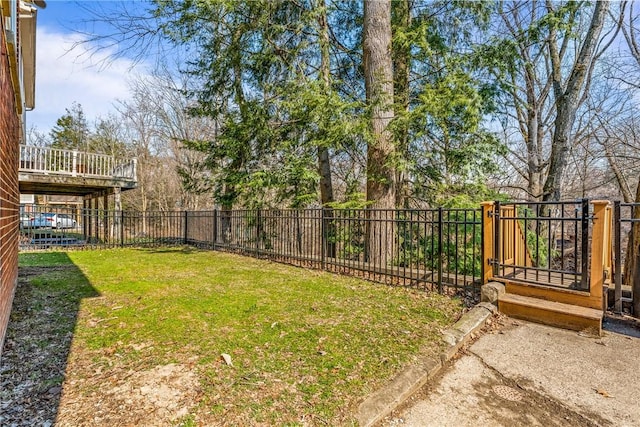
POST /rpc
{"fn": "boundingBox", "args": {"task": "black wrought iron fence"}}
[22,201,632,308]
[121,210,185,247]
[613,202,640,314]
[19,205,86,250]
[18,205,187,250]
[491,200,590,291]
[323,208,483,292]
[181,208,484,292]
[19,206,483,294]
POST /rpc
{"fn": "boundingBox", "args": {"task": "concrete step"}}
[499,293,603,335]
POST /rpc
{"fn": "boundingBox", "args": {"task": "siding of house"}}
[0,16,21,353]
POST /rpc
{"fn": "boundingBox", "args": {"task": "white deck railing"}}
[19,145,137,181]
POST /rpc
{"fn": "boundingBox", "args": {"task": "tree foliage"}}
[50,103,90,151]
[70,0,638,209]
[482,1,618,201]
[121,0,503,209]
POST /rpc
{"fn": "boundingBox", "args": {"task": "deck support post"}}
[93,195,99,244]
[103,192,109,243]
[83,197,89,240]
[114,187,122,246]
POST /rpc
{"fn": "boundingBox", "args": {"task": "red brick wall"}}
[0,19,21,353]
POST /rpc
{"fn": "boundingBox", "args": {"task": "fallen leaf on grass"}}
[221,353,234,367]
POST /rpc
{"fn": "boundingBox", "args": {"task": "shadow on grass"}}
[0,252,99,426]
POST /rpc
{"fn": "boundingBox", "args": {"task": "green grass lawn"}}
[18,248,463,425]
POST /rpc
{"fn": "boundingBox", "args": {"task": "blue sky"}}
[26,1,152,133]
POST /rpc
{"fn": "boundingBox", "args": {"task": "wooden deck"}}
[19,145,137,195]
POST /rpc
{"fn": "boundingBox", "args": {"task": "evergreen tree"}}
[151,0,361,209]
[49,103,90,151]
[84,0,505,208]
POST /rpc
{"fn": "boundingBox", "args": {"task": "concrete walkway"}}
[383,316,640,427]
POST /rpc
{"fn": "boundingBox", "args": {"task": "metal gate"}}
[613,202,640,314]
[490,200,591,292]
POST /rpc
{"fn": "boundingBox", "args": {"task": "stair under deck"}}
[498,292,603,335]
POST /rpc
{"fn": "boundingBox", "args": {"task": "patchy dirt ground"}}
[1,266,200,427]
[57,363,200,426]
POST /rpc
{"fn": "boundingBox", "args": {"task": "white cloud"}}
[26,25,149,132]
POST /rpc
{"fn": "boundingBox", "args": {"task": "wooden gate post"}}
[590,200,612,311]
[481,201,495,284]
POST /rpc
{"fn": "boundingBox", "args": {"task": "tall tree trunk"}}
[220,33,247,243]
[542,0,609,201]
[363,0,396,265]
[524,80,546,201]
[316,0,335,207]
[498,2,551,203]
[316,0,336,258]
[225,29,248,204]
[392,0,411,208]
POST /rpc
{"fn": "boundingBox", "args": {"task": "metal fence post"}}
[437,207,443,294]
[256,209,261,254]
[212,209,218,250]
[480,201,495,284]
[183,210,189,245]
[614,201,622,313]
[120,210,125,247]
[321,208,326,270]
[581,198,590,291]
[494,200,501,277]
